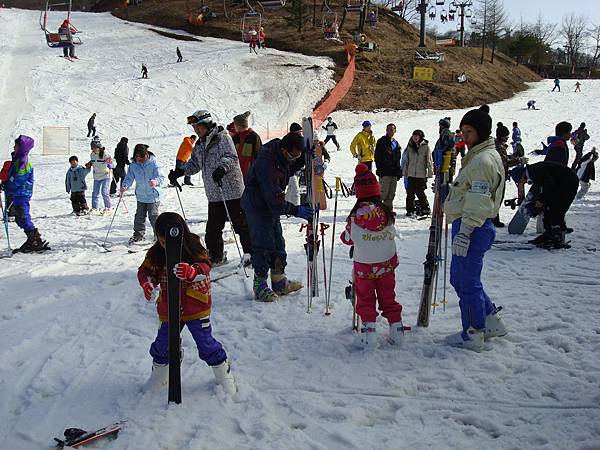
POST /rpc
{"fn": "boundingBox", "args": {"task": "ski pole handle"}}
[335,176,341,192]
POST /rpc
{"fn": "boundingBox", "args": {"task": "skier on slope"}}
[574,81,581,92]
[403,129,433,217]
[240,132,312,301]
[527,100,537,110]
[444,108,507,352]
[341,163,403,349]
[573,147,598,199]
[87,113,97,137]
[121,144,165,246]
[176,46,183,63]
[86,138,113,214]
[544,121,573,166]
[511,121,521,152]
[168,110,252,266]
[231,111,262,180]
[141,64,148,79]
[374,123,401,210]
[570,122,590,171]
[509,162,579,248]
[350,121,376,171]
[552,78,560,92]
[110,137,129,195]
[1,135,48,252]
[322,117,341,151]
[137,212,236,394]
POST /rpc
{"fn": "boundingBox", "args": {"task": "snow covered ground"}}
[1,8,600,450]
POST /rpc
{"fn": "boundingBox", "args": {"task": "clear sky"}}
[431,0,600,34]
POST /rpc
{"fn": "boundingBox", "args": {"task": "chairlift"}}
[345,0,364,13]
[465,7,472,18]
[470,17,477,25]
[428,6,436,19]
[241,1,262,43]
[40,0,82,48]
[391,0,404,12]
[448,13,454,21]
[367,5,378,26]
[322,11,339,40]
[436,0,444,5]
[258,0,285,9]
[448,1,457,13]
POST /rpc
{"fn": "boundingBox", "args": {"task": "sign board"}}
[413,67,434,81]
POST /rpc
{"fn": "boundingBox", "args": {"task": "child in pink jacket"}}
[341,163,404,349]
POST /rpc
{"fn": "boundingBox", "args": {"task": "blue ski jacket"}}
[122,155,164,203]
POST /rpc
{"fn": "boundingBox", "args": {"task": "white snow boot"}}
[484,308,508,340]
[446,327,484,353]
[354,322,377,350]
[143,362,168,392]
[212,360,236,395]
[388,321,405,346]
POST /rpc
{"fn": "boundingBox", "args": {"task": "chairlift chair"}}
[465,7,472,18]
[448,1,457,13]
[428,5,436,19]
[345,0,364,13]
[391,0,404,12]
[322,10,339,40]
[40,0,82,48]
[241,3,262,43]
[258,0,285,9]
[436,0,444,5]
[470,17,477,25]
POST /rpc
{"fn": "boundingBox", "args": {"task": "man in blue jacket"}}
[544,121,572,166]
[241,132,314,301]
[121,144,165,245]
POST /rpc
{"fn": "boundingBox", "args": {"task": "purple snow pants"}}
[12,197,35,232]
[149,318,227,367]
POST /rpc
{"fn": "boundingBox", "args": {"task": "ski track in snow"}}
[1,9,600,450]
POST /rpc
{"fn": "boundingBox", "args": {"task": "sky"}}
[428,0,600,35]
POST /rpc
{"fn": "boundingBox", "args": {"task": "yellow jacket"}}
[350,130,376,162]
[444,137,505,228]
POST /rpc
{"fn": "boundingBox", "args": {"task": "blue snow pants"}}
[12,197,35,232]
[244,212,286,278]
[150,318,227,367]
[450,218,497,338]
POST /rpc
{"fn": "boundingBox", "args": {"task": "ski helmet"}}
[187,110,213,127]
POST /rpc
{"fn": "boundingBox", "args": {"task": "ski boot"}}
[128,234,145,246]
[142,361,169,392]
[19,228,46,253]
[484,306,507,340]
[212,359,236,395]
[446,327,484,352]
[242,253,252,268]
[253,275,278,302]
[354,322,377,350]
[211,251,228,267]
[529,231,552,246]
[538,226,567,249]
[271,273,303,296]
[388,320,405,346]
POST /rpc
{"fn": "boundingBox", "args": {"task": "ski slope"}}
[1,8,600,450]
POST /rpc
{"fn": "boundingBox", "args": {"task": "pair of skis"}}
[417,148,453,327]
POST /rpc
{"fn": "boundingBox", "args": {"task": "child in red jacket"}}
[341,164,403,349]
[137,212,236,394]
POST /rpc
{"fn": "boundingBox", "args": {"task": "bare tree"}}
[473,0,506,63]
[383,0,419,24]
[561,13,588,75]
[589,23,600,74]
[531,14,558,48]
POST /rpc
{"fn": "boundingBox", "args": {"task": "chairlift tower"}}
[454,0,473,47]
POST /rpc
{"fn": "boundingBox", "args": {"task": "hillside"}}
[4,0,540,111]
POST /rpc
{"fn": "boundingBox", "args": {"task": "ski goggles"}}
[187,112,211,125]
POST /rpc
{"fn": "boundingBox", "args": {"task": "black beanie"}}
[555,121,572,137]
[460,109,492,141]
[281,132,304,153]
[479,104,490,114]
[496,122,509,140]
[289,122,302,133]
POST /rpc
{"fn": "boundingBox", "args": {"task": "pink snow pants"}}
[354,272,402,324]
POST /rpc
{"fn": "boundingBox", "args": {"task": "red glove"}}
[173,263,197,281]
[141,281,155,301]
[85,162,92,169]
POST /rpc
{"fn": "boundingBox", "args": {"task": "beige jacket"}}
[403,140,433,179]
[444,137,505,228]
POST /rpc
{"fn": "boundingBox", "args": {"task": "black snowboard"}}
[165,222,184,404]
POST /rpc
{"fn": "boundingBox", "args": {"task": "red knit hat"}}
[353,163,380,199]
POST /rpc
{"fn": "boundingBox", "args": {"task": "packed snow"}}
[1,8,599,450]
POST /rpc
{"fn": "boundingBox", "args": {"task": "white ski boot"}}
[446,327,484,352]
[212,360,236,395]
[484,309,508,339]
[143,362,168,392]
[354,322,377,350]
[388,321,404,346]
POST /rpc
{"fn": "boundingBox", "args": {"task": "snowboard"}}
[508,184,541,235]
[54,421,125,449]
[165,221,184,404]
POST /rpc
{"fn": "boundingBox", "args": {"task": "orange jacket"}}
[176,137,194,162]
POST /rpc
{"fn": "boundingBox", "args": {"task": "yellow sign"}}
[413,67,434,81]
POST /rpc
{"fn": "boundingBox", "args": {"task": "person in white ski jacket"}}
[322,117,341,151]
[169,110,252,265]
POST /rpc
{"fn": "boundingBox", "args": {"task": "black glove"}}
[168,168,184,191]
[212,167,226,185]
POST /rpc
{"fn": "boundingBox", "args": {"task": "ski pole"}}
[319,222,330,313]
[175,184,187,222]
[441,216,449,312]
[102,194,122,249]
[218,185,248,278]
[325,177,341,315]
[0,195,12,253]
[119,192,129,214]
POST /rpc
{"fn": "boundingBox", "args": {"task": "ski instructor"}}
[443,108,507,352]
[241,131,314,302]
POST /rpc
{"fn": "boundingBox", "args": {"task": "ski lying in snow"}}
[54,421,125,449]
[165,220,183,404]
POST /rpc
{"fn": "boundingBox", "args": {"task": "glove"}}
[519,157,529,164]
[168,168,184,191]
[295,204,314,221]
[85,162,92,169]
[141,281,155,301]
[119,186,128,194]
[148,179,159,187]
[173,262,206,282]
[212,167,226,185]
[452,224,474,257]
